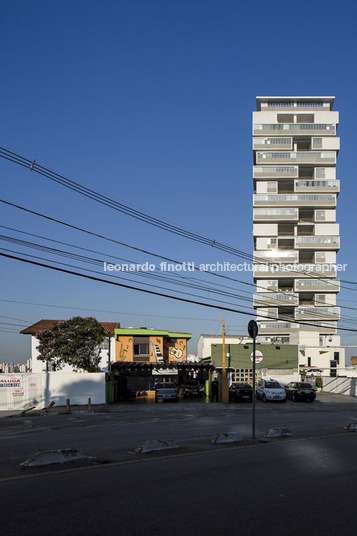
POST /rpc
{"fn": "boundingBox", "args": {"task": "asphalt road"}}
[1,393,357,535]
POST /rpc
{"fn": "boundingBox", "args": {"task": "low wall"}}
[0,372,106,411]
[322,376,357,397]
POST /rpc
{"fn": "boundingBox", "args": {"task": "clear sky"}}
[1,0,357,362]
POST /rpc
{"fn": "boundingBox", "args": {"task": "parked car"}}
[284,382,316,402]
[181,380,205,398]
[256,379,286,402]
[155,382,178,402]
[229,383,253,402]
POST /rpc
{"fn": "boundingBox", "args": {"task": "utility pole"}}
[222,317,229,403]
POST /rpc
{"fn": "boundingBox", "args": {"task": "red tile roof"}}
[20,319,120,336]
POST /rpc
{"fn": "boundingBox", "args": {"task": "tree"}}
[36,317,106,372]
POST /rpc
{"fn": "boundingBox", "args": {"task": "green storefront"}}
[211,344,298,383]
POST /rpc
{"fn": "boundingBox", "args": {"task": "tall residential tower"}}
[252,97,343,370]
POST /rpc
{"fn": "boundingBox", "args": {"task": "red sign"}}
[250,351,263,364]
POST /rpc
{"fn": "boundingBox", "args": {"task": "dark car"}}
[181,380,205,398]
[155,382,178,402]
[229,383,253,402]
[284,382,316,402]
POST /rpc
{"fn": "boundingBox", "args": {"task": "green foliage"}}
[315,376,323,388]
[36,317,106,372]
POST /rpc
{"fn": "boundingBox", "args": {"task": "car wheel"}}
[262,394,267,403]
[292,394,297,402]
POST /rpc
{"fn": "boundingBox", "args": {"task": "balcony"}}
[253,194,336,208]
[257,321,337,333]
[254,263,337,279]
[295,307,340,321]
[253,208,299,222]
[294,180,340,193]
[256,151,336,165]
[253,166,298,179]
[261,101,330,111]
[295,236,340,250]
[253,292,299,307]
[253,137,293,150]
[254,250,299,263]
[257,322,299,334]
[294,279,340,292]
[253,124,336,136]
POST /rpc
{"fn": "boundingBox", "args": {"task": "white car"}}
[256,379,286,402]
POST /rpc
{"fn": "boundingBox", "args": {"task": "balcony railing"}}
[253,263,337,278]
[257,322,299,332]
[253,124,336,136]
[295,236,340,249]
[253,194,336,207]
[253,137,292,150]
[253,208,299,221]
[294,279,340,292]
[294,180,340,193]
[256,151,336,164]
[254,250,299,263]
[253,292,299,307]
[295,307,340,321]
[253,166,298,178]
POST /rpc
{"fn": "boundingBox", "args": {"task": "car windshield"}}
[297,383,313,389]
[157,383,175,389]
[236,384,252,389]
[185,381,199,386]
[265,381,281,389]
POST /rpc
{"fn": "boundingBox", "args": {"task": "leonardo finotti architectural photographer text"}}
[103,261,348,273]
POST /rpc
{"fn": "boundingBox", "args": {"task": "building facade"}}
[114,328,191,363]
[253,96,344,371]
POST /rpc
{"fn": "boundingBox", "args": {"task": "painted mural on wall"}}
[149,340,164,362]
[169,347,183,361]
[119,342,128,361]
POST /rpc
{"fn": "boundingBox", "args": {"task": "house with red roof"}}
[21,319,120,373]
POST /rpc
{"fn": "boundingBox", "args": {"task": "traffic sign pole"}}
[248,320,259,440]
[252,334,256,439]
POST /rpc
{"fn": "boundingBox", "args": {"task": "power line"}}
[2,226,357,323]
[0,147,347,288]
[1,251,356,332]
[0,298,220,323]
[0,199,352,307]
[3,233,356,326]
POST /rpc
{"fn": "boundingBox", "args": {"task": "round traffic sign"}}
[250,350,263,364]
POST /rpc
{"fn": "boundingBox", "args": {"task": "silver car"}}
[256,379,286,402]
[155,382,178,402]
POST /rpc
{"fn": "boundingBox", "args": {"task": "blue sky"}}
[1,0,357,362]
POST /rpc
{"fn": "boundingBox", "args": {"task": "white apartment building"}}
[253,96,344,372]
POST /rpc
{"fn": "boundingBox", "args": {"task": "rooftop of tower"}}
[256,96,335,111]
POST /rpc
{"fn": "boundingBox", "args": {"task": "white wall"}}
[198,335,252,359]
[261,369,300,386]
[322,375,357,397]
[253,223,278,236]
[31,336,116,373]
[315,223,339,236]
[0,372,105,410]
